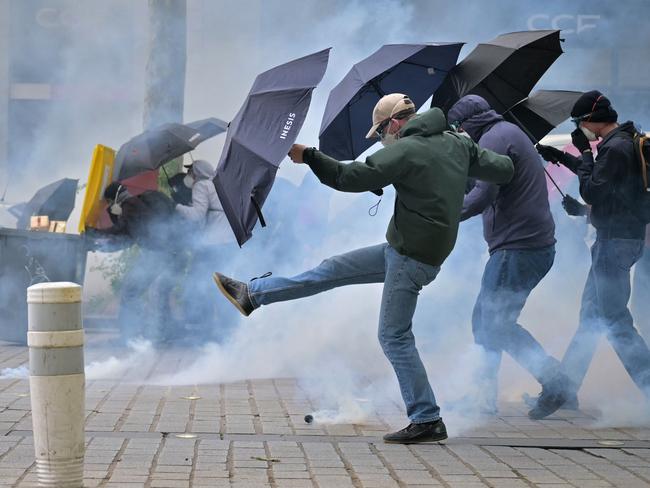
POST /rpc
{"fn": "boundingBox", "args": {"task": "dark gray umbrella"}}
[504,89,584,199]
[214,48,330,246]
[319,43,464,160]
[431,30,563,115]
[10,178,78,229]
[115,117,228,180]
[503,89,584,142]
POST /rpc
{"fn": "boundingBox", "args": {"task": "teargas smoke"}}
[1,0,649,433]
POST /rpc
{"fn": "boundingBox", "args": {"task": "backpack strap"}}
[639,135,648,190]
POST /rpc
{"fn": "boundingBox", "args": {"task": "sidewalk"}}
[0,340,649,487]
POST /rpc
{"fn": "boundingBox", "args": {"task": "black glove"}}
[536,144,565,165]
[571,128,591,153]
[562,194,588,217]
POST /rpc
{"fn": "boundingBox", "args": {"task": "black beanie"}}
[571,90,618,123]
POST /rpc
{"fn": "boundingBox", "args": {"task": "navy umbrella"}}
[503,89,584,143]
[214,48,330,246]
[115,117,228,180]
[319,43,464,161]
[10,178,78,229]
[431,30,563,115]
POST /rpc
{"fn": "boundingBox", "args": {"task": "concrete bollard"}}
[27,282,85,487]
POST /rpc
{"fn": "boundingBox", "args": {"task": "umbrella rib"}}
[478,42,562,56]
[230,135,277,163]
[476,68,541,109]
[400,60,451,72]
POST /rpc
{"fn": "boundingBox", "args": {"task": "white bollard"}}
[27,282,85,487]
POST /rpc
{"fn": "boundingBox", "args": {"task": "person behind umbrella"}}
[175,159,232,244]
[212,93,514,444]
[88,182,182,342]
[175,159,237,339]
[535,90,650,408]
[447,95,568,420]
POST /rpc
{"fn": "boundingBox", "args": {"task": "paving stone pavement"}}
[0,338,649,487]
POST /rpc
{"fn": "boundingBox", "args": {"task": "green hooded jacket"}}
[304,108,514,266]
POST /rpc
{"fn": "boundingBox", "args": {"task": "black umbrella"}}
[115,117,228,180]
[10,178,78,229]
[503,89,584,198]
[431,30,563,115]
[214,48,330,246]
[319,43,464,160]
[503,89,584,142]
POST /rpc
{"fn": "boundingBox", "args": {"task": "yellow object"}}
[49,221,67,233]
[30,216,50,231]
[78,144,116,233]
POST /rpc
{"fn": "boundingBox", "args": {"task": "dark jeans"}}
[632,245,650,343]
[562,238,650,395]
[472,245,560,401]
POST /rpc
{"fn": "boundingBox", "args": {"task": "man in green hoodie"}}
[213,94,514,443]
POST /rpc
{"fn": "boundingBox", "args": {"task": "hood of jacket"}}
[448,95,504,142]
[400,107,448,138]
[191,159,216,180]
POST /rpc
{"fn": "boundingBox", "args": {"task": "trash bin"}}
[0,228,87,344]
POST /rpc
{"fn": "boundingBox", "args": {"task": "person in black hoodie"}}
[536,91,650,406]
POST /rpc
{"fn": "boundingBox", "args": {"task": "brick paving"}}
[0,338,649,487]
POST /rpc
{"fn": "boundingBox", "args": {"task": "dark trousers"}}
[562,238,650,395]
[472,245,560,402]
[632,245,650,343]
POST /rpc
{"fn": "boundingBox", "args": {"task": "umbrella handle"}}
[250,195,267,228]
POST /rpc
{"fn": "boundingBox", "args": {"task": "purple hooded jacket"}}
[448,95,555,253]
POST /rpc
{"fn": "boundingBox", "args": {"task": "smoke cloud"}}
[1,0,649,433]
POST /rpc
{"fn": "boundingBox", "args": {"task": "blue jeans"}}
[472,246,560,401]
[562,238,650,395]
[248,243,442,423]
[632,244,650,343]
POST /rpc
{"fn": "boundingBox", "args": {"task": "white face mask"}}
[109,203,122,216]
[580,126,598,141]
[183,175,194,188]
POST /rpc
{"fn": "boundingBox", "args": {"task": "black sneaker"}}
[527,373,570,420]
[383,419,448,444]
[523,391,579,411]
[212,272,254,317]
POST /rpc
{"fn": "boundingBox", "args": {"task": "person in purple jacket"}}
[448,95,569,419]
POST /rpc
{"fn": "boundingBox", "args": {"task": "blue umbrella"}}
[319,43,464,161]
[214,48,330,246]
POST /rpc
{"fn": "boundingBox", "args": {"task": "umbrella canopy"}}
[319,43,464,160]
[503,89,584,142]
[11,178,78,229]
[115,117,228,180]
[431,30,563,115]
[214,48,330,246]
